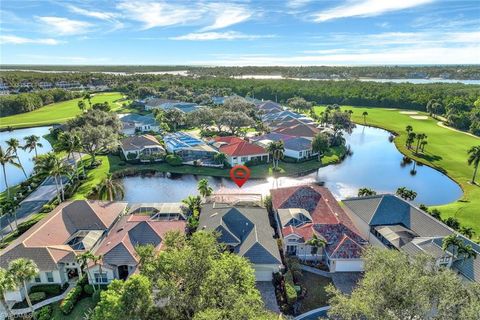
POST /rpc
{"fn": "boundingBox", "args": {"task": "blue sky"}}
[1,0,479,65]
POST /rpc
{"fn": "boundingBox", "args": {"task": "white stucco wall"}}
[86,265,116,284]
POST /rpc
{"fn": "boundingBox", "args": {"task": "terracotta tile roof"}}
[93,215,186,266]
[214,136,267,156]
[274,123,320,138]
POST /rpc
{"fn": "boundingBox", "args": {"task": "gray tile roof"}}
[277,208,312,228]
[121,135,164,152]
[120,113,157,126]
[343,194,480,283]
[199,203,281,265]
[283,137,312,151]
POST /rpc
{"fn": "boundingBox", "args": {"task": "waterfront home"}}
[251,133,317,161]
[271,185,366,272]
[120,135,165,161]
[256,101,284,114]
[212,136,269,166]
[0,201,127,302]
[343,194,480,283]
[87,215,186,284]
[164,132,218,164]
[120,113,159,135]
[127,202,186,220]
[198,202,282,281]
[143,98,178,110]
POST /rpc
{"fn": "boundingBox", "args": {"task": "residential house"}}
[274,123,320,139]
[251,133,317,161]
[271,185,366,272]
[143,98,178,110]
[262,110,304,122]
[198,202,282,281]
[127,202,186,220]
[257,101,284,114]
[144,98,201,113]
[212,136,269,166]
[120,113,159,135]
[0,201,127,302]
[88,215,186,284]
[342,194,480,283]
[164,132,218,164]
[120,135,165,161]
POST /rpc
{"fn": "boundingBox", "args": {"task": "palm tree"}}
[8,258,39,314]
[420,140,428,153]
[362,111,368,124]
[0,146,22,199]
[182,195,202,215]
[97,174,125,201]
[23,135,43,158]
[213,152,227,166]
[457,243,477,263]
[78,100,86,112]
[459,226,475,239]
[357,187,377,197]
[84,93,92,108]
[77,251,96,291]
[305,234,327,262]
[57,132,82,178]
[2,198,19,231]
[415,133,427,153]
[6,138,27,178]
[442,234,464,259]
[34,153,72,202]
[266,141,284,169]
[312,132,330,162]
[197,178,213,198]
[467,145,480,184]
[0,267,16,319]
[406,125,413,134]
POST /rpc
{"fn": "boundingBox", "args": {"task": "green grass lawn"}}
[297,272,333,313]
[0,92,127,129]
[51,297,96,320]
[314,106,480,237]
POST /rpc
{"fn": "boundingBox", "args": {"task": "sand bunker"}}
[400,111,418,115]
[410,116,429,120]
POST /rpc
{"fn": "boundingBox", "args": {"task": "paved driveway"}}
[331,272,363,295]
[256,282,280,313]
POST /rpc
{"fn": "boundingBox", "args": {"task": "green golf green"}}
[0,92,127,129]
[314,106,480,237]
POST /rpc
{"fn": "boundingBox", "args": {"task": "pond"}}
[0,126,53,192]
[121,125,463,206]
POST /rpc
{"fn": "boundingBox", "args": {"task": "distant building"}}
[274,123,320,139]
[164,132,218,163]
[212,136,269,166]
[251,133,317,160]
[120,135,165,161]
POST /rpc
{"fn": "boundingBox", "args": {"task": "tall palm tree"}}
[415,133,427,153]
[57,132,82,177]
[357,187,377,197]
[23,135,43,158]
[84,93,92,108]
[97,174,125,201]
[442,234,464,259]
[267,141,284,169]
[467,145,480,184]
[197,178,213,198]
[305,234,327,262]
[182,195,202,215]
[0,267,16,319]
[457,243,477,263]
[2,198,19,231]
[0,146,22,199]
[77,251,96,291]
[459,226,475,239]
[8,258,39,314]
[6,138,27,178]
[406,125,413,134]
[34,153,72,202]
[362,111,368,124]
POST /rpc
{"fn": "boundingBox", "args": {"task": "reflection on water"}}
[0,126,53,192]
[122,126,463,206]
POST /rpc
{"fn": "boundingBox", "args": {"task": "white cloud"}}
[313,0,434,22]
[0,35,61,45]
[287,0,312,9]
[117,1,202,29]
[170,31,274,41]
[37,16,92,35]
[67,5,117,21]
[201,3,252,31]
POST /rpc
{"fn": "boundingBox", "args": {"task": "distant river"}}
[0,126,53,192]
[121,125,463,206]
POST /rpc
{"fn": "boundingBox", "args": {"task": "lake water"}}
[0,126,53,192]
[121,125,463,206]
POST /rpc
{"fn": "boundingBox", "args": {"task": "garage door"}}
[255,270,273,281]
[335,260,364,272]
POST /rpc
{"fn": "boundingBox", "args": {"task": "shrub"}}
[59,283,82,314]
[29,291,46,303]
[92,289,102,305]
[84,284,95,296]
[40,204,56,213]
[166,154,182,166]
[285,282,298,305]
[30,284,61,295]
[35,305,52,320]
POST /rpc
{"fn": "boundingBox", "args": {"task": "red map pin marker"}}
[230,165,251,188]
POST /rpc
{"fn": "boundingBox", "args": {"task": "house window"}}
[46,272,54,282]
[241,157,248,162]
[34,275,41,283]
[286,245,297,255]
[94,272,108,283]
[299,152,302,157]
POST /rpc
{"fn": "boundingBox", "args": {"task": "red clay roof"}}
[215,136,267,156]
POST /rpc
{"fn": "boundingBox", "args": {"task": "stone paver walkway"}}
[256,282,280,313]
